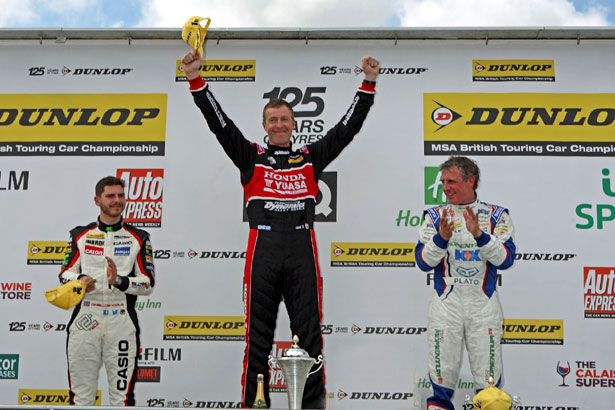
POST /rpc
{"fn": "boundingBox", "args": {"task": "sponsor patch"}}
[114,247,130,256]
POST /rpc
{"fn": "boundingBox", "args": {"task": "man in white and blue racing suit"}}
[415,156,516,410]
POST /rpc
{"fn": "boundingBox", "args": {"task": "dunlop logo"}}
[331,242,415,267]
[176,60,256,82]
[27,241,69,265]
[0,94,167,142]
[473,60,555,81]
[423,93,615,157]
[501,319,563,345]
[163,316,244,341]
[18,389,101,405]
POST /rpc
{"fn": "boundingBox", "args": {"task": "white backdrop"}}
[1,33,614,410]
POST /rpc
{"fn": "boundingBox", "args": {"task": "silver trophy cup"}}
[268,335,323,409]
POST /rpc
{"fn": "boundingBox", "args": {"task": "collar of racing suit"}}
[449,196,479,209]
[96,217,124,232]
[267,144,292,155]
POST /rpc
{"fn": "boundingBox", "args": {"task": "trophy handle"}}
[201,18,211,31]
[267,354,277,369]
[307,355,324,377]
[512,395,522,410]
[462,394,473,410]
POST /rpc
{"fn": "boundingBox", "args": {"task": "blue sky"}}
[0,0,613,28]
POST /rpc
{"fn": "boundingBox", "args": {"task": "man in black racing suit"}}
[181,49,379,409]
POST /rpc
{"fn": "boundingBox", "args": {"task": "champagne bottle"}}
[252,373,267,409]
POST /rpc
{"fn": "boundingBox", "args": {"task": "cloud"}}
[395,0,610,26]
[0,0,38,26]
[137,0,611,28]
[137,0,399,28]
[0,0,611,28]
[0,0,101,27]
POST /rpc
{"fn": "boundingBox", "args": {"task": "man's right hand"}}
[181,49,202,80]
[79,275,95,293]
[438,210,454,241]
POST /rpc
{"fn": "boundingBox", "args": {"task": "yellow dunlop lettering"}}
[0,94,166,142]
[331,242,416,267]
[175,60,256,82]
[501,319,564,345]
[18,389,101,405]
[27,241,70,265]
[163,316,245,341]
[472,60,555,81]
[424,93,615,142]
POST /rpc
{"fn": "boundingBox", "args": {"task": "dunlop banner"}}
[424,93,615,156]
[18,389,102,405]
[472,60,555,82]
[163,316,244,341]
[331,242,415,267]
[501,319,564,345]
[0,94,167,156]
[27,241,68,265]
[175,60,256,82]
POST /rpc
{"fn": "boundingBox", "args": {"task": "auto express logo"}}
[28,66,133,77]
[243,171,337,222]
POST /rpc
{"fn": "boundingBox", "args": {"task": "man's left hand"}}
[362,56,380,82]
[106,256,118,286]
[463,205,482,238]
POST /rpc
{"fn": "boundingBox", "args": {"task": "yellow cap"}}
[44,279,93,310]
[473,384,513,410]
[182,16,211,57]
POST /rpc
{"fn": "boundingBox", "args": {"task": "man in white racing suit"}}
[415,156,516,410]
[60,176,155,406]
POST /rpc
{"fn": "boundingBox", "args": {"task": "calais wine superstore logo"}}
[117,169,164,228]
[0,283,32,301]
[556,360,615,388]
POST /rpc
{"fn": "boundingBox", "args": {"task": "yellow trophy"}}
[44,279,95,310]
[182,16,211,56]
